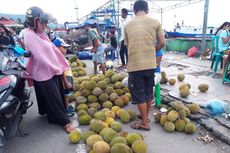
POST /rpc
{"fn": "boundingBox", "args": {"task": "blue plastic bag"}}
[205,99,227,115]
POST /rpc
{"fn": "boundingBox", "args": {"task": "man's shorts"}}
[92,44,105,64]
[128,69,155,104]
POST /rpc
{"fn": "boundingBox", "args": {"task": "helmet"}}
[25,6,48,29]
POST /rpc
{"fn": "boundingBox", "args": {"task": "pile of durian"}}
[68,55,87,77]
[153,101,200,134]
[67,69,148,153]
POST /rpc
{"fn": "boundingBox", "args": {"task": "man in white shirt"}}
[119,8,129,69]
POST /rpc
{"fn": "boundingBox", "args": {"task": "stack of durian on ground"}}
[68,69,148,153]
[153,101,200,134]
[68,55,87,77]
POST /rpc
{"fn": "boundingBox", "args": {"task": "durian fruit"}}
[185,122,197,134]
[81,89,91,97]
[170,101,184,111]
[89,103,101,110]
[177,74,185,81]
[126,133,142,146]
[110,121,122,132]
[105,117,115,126]
[94,111,106,121]
[114,82,123,89]
[183,118,190,125]
[105,110,116,118]
[93,141,110,153]
[68,130,81,144]
[76,96,87,104]
[89,149,96,153]
[102,101,113,109]
[160,71,168,84]
[68,55,77,63]
[111,74,120,83]
[132,140,148,153]
[105,70,115,78]
[116,109,126,117]
[85,81,97,90]
[90,120,107,133]
[110,136,127,147]
[124,93,132,101]
[115,89,125,96]
[114,98,125,107]
[99,93,109,102]
[164,121,175,132]
[167,110,179,122]
[119,131,129,138]
[153,112,161,123]
[77,110,88,117]
[86,134,103,147]
[168,78,176,85]
[120,95,130,105]
[119,110,131,123]
[198,83,209,92]
[187,103,200,114]
[97,81,107,90]
[76,104,88,112]
[160,114,168,126]
[79,114,92,125]
[104,87,114,95]
[177,109,186,119]
[88,108,98,117]
[91,76,100,83]
[111,143,133,153]
[183,106,191,117]
[103,128,118,143]
[179,84,189,91]
[81,131,96,142]
[99,128,111,137]
[88,95,98,103]
[92,87,103,96]
[175,119,186,132]
[126,109,137,121]
[179,87,190,98]
[111,106,121,114]
[109,93,119,102]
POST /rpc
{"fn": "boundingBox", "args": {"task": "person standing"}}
[22,6,75,133]
[119,8,129,69]
[125,0,165,130]
[83,22,106,75]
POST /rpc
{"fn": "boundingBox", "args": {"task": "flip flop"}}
[137,114,150,122]
[130,122,151,131]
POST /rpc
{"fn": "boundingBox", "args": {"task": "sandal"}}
[137,114,150,122]
[130,122,151,131]
[64,123,75,134]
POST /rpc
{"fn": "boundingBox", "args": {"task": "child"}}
[53,38,75,117]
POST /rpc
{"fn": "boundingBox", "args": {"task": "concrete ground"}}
[3,52,230,153]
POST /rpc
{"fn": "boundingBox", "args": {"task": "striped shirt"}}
[124,15,164,72]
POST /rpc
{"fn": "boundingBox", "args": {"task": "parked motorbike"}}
[0,46,33,153]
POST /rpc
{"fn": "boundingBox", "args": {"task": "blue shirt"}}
[218,30,230,52]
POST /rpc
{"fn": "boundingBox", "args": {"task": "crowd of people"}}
[0,0,229,134]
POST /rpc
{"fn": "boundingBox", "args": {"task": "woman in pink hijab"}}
[22,6,75,133]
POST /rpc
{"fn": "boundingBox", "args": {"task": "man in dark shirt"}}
[104,30,117,60]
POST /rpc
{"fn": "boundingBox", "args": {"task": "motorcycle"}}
[0,46,33,153]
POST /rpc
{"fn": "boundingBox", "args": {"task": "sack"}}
[76,51,92,60]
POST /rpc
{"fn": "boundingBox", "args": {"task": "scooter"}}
[0,46,33,153]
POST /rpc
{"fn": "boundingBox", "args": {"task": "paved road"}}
[3,53,230,153]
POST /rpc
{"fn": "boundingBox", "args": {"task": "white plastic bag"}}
[154,72,161,84]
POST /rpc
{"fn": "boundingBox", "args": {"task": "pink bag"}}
[187,46,198,57]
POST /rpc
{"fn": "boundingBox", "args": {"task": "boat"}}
[165,23,217,38]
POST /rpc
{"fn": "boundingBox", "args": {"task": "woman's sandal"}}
[130,122,151,131]
[136,114,150,122]
[64,123,75,134]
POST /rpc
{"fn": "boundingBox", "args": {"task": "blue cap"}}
[53,38,70,47]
